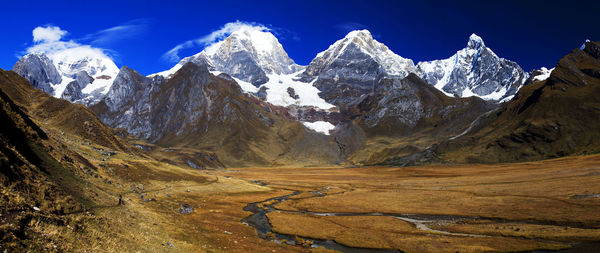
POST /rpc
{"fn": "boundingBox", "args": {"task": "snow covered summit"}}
[416,33,527,101]
[152,25,302,86]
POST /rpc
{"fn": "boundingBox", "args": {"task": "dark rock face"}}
[417,34,527,101]
[211,49,269,86]
[308,47,384,106]
[349,74,497,136]
[583,40,600,59]
[360,76,434,129]
[98,66,160,140]
[332,73,498,166]
[12,54,61,94]
[286,87,299,99]
[255,86,268,100]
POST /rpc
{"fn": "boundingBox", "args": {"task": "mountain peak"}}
[344,29,373,39]
[156,25,302,85]
[467,33,485,49]
[309,29,415,78]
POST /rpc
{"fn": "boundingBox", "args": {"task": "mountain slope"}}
[339,73,496,165]
[435,40,600,163]
[93,62,342,167]
[417,34,527,101]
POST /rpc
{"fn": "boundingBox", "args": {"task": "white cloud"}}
[24,20,148,62]
[32,26,67,43]
[162,21,270,62]
[26,27,112,60]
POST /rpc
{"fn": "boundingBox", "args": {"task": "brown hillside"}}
[0,70,129,152]
[437,41,600,163]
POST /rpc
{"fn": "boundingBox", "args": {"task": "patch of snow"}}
[302,121,335,135]
[229,75,259,93]
[52,76,74,97]
[461,86,507,101]
[260,72,335,110]
[533,67,554,82]
[209,70,222,76]
[499,95,514,103]
[81,75,115,95]
[479,87,508,100]
[461,87,476,98]
[148,62,184,78]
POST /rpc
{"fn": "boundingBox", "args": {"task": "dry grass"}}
[267,212,566,252]
[429,220,600,242]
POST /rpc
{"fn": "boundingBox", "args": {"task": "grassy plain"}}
[222,155,600,252]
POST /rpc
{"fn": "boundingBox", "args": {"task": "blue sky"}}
[1,0,599,75]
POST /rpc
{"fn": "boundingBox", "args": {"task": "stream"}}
[241,188,499,252]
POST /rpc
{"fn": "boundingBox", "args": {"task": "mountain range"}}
[10,27,598,168]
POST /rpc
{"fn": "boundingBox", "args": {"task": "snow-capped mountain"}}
[152,27,302,86]
[416,34,527,101]
[299,30,416,106]
[304,30,416,78]
[151,25,336,125]
[13,50,119,105]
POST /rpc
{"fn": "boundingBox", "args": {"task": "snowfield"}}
[301,121,335,135]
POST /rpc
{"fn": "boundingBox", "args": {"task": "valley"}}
[6,121,600,252]
[1,10,600,252]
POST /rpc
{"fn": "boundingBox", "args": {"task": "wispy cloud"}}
[81,19,150,45]
[333,22,369,33]
[270,27,301,42]
[162,21,272,63]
